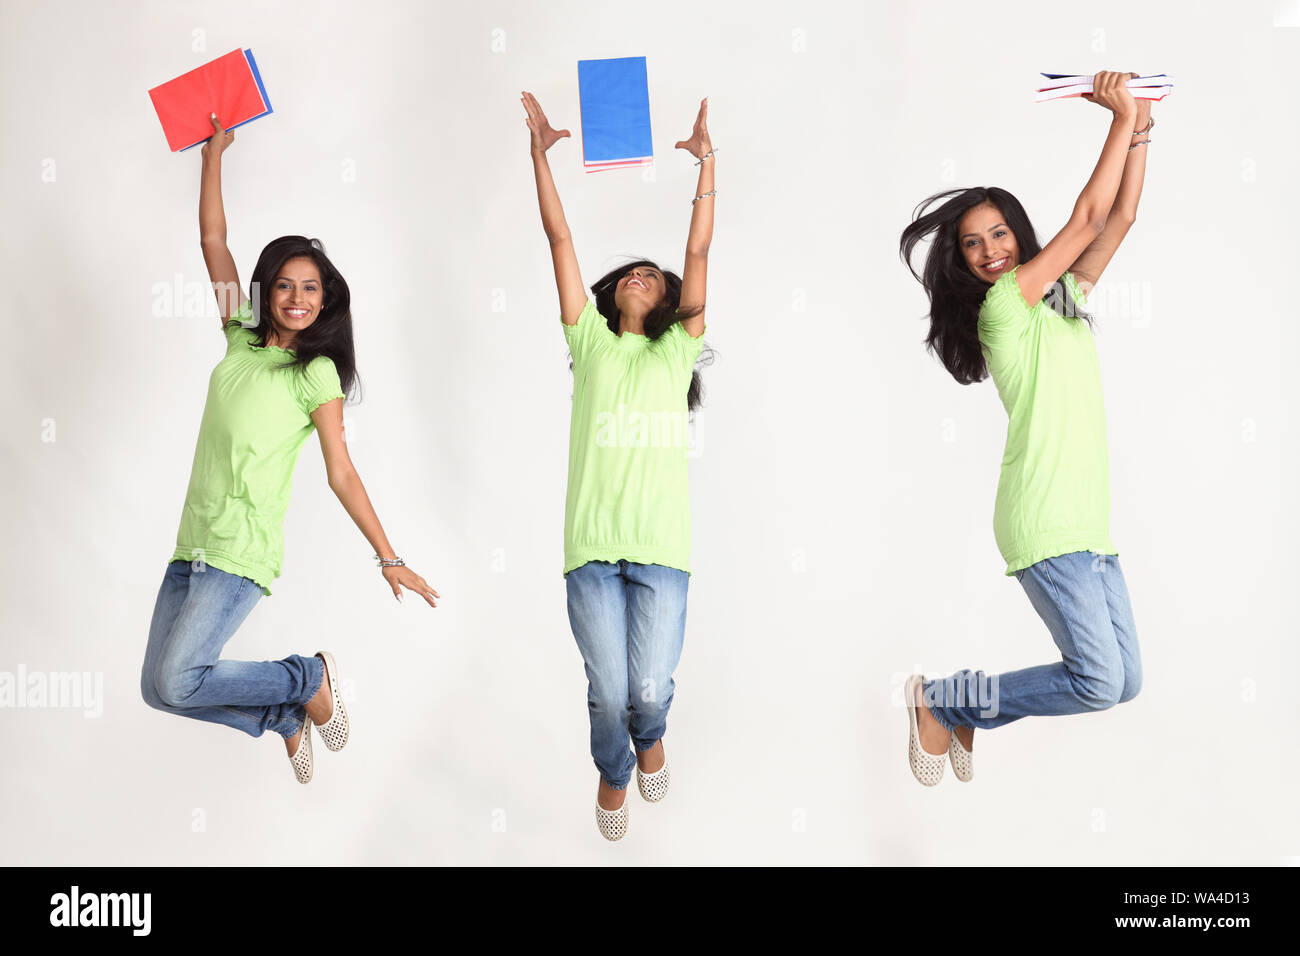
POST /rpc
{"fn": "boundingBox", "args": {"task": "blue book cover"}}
[577,56,653,168]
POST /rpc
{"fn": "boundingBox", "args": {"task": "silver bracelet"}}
[694,147,718,165]
[374,553,405,568]
[1132,118,1155,136]
[692,188,717,204]
[1127,139,1150,152]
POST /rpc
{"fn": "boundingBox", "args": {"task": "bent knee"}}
[586,682,630,718]
[630,697,671,725]
[140,675,167,711]
[629,676,673,713]
[1073,672,1125,711]
[153,669,200,708]
[1117,669,1142,705]
[140,663,171,710]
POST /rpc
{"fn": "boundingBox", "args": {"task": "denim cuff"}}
[277,706,309,739]
[305,655,326,705]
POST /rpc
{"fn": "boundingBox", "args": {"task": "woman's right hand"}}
[1081,71,1138,119]
[200,113,234,160]
[521,91,570,154]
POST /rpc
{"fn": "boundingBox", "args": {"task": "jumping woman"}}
[897,71,1151,785]
[142,114,440,784]
[521,90,714,839]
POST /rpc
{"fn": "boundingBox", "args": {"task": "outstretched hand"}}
[200,113,234,159]
[674,97,712,159]
[382,564,440,608]
[521,91,571,154]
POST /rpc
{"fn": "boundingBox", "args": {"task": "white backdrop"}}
[0,0,1295,865]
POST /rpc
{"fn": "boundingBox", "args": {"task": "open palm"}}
[674,97,712,159]
[520,91,571,153]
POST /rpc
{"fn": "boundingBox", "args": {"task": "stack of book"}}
[577,56,654,172]
[149,48,273,152]
[1036,72,1173,102]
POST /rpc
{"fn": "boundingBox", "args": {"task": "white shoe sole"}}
[288,715,313,784]
[949,730,974,782]
[905,674,948,787]
[312,651,349,752]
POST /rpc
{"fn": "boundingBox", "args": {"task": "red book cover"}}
[148,49,271,152]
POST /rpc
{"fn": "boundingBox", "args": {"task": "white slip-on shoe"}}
[595,801,630,841]
[949,729,974,782]
[636,761,670,803]
[312,651,349,752]
[288,715,313,784]
[905,673,948,787]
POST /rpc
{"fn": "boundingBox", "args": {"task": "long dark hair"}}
[583,258,713,413]
[899,187,1092,385]
[247,236,359,400]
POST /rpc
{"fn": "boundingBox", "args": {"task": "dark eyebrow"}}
[959,223,1007,241]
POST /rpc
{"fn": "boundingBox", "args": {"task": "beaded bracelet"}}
[374,553,405,568]
[692,188,717,204]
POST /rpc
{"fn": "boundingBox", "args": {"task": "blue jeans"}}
[565,560,689,789]
[141,560,325,739]
[924,551,1141,730]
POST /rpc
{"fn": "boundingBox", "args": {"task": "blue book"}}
[577,56,653,172]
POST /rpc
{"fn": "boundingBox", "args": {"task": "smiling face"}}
[957,202,1020,284]
[269,256,324,336]
[613,264,666,313]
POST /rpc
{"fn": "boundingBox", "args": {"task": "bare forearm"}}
[1107,131,1148,224]
[530,148,572,245]
[686,155,715,257]
[1074,111,1138,230]
[199,154,228,245]
[330,470,398,561]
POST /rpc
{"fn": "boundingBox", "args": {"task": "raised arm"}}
[1067,93,1152,293]
[521,91,586,325]
[1015,71,1138,309]
[199,114,246,324]
[675,98,713,339]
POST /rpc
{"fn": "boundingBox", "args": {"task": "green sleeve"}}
[977,267,1032,346]
[562,298,605,367]
[295,356,345,416]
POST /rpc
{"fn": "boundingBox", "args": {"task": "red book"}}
[148,48,272,152]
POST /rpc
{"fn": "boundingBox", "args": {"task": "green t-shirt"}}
[977,267,1117,576]
[562,299,705,576]
[171,300,345,595]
